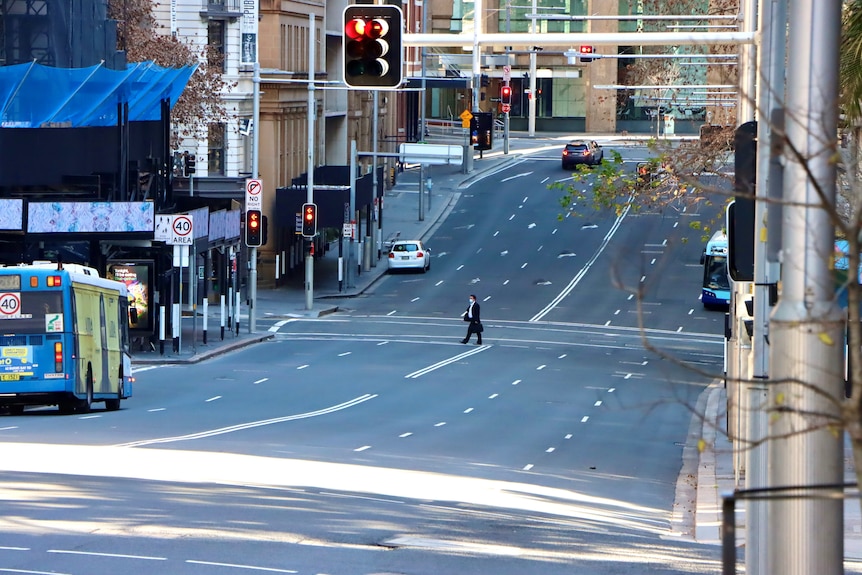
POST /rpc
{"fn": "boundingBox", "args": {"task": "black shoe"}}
[461,339,468,344]
[476,342,482,345]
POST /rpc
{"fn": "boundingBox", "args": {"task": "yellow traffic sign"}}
[460,109,473,128]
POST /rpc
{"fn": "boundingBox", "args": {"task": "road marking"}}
[0,426,18,431]
[404,346,491,378]
[464,407,474,413]
[523,464,534,471]
[411,297,420,302]
[387,310,397,316]
[488,394,498,399]
[148,408,166,412]
[354,445,371,452]
[537,245,543,251]
[132,365,161,374]
[512,379,521,385]
[206,396,221,402]
[377,341,388,346]
[338,352,352,357]
[625,373,632,379]
[537,365,546,370]
[399,432,413,438]
[689,308,694,315]
[434,422,446,427]
[114,394,378,447]
[483,296,491,301]
[501,171,533,182]
[614,309,620,315]
[546,447,555,453]
[268,319,294,333]
[494,231,500,236]
[253,378,268,384]
[581,416,589,423]
[503,279,510,285]
[435,280,444,286]
[185,560,297,573]
[457,264,464,270]
[48,549,166,561]
[640,275,646,283]
[521,263,528,269]
[609,388,616,393]
[523,196,529,203]
[0,547,28,551]
[651,258,656,265]
[79,415,100,420]
[509,214,515,221]
[565,434,573,439]
[594,400,602,407]
[530,202,631,322]
[558,354,567,359]
[297,365,309,370]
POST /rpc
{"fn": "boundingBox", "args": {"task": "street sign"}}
[0,292,22,319]
[245,178,262,211]
[460,109,473,128]
[169,215,194,245]
[501,104,511,113]
[343,223,354,239]
[399,143,463,165]
[503,65,511,82]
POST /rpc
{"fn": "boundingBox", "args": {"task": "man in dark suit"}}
[461,294,482,345]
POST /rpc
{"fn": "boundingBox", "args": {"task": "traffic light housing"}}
[470,112,494,152]
[245,209,262,247]
[184,154,196,176]
[578,45,595,63]
[343,5,403,89]
[302,203,317,238]
[500,85,512,105]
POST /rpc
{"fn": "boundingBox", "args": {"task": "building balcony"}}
[200,0,242,20]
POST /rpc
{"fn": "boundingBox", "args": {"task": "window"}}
[208,20,226,73]
[208,123,226,175]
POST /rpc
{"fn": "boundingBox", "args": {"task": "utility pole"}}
[528,0,537,137]
[250,66,259,332]
[748,1,787,574]
[471,0,482,113]
[767,1,844,573]
[305,12,315,310]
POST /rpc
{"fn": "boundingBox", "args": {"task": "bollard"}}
[220,294,226,341]
[159,305,166,355]
[203,299,208,345]
[235,292,240,335]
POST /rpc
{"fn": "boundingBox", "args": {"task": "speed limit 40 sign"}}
[0,292,22,319]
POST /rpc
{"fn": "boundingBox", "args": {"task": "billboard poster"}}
[241,0,258,65]
[107,260,154,333]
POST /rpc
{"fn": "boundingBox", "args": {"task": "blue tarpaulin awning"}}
[0,60,197,128]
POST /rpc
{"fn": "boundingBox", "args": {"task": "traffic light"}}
[184,154,196,176]
[343,5,403,89]
[578,45,595,63]
[500,85,512,105]
[245,209,262,247]
[302,203,317,238]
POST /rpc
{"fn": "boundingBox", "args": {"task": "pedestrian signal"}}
[578,45,595,63]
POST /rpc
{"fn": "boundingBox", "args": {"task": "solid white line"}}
[114,394,378,447]
[253,378,268,384]
[404,345,491,378]
[47,549,166,561]
[185,560,298,573]
[0,547,28,551]
[530,201,632,322]
[0,426,18,431]
[0,569,72,575]
[131,365,161,374]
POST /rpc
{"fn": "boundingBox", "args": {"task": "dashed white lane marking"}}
[640,275,646,283]
[79,415,100,420]
[581,416,589,423]
[354,445,371,452]
[253,378,268,384]
[651,258,656,265]
[457,264,465,270]
[131,365,161,374]
[558,354,567,359]
[387,310,397,316]
[509,214,515,221]
[148,408,166,412]
[0,426,18,431]
[565,434,573,439]
[677,326,684,332]
[494,231,500,236]
[503,279,510,285]
[483,295,491,301]
[338,352,352,357]
[297,365,309,370]
[594,400,602,407]
[523,196,529,203]
[185,560,298,573]
[674,221,679,228]
[434,422,446,427]
[435,280,444,286]
[604,321,611,326]
[488,394,498,399]
[47,549,166,561]
[377,341,388,346]
[206,396,221,402]
[512,379,521,385]
[411,297,420,302]
[464,407,474,413]
[523,464,534,471]
[521,262,528,269]
[399,432,412,438]
[689,308,694,315]
[536,365,546,370]
[546,447,555,453]
[624,373,632,379]
[614,309,620,315]
[608,388,616,393]
[628,294,634,300]
[0,546,28,551]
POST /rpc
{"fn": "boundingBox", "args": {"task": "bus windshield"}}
[704,255,731,291]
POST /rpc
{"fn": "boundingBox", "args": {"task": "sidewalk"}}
[693,382,862,565]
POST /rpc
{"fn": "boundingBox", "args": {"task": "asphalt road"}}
[0,145,729,575]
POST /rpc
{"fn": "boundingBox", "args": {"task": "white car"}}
[387,240,431,273]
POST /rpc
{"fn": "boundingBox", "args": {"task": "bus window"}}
[8,292,64,333]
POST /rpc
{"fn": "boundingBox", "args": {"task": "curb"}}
[132,333,274,366]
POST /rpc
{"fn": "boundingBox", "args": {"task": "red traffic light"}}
[343,5,403,89]
[245,209,262,247]
[302,203,317,237]
[500,85,512,105]
[579,45,593,55]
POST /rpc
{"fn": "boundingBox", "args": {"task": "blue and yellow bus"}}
[0,263,133,414]
[701,230,731,308]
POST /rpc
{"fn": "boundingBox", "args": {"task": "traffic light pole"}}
[249,62,260,333]
[305,12,316,311]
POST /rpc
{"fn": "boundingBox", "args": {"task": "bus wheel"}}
[77,366,93,414]
[105,380,122,411]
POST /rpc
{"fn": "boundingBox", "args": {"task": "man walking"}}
[461,294,482,345]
